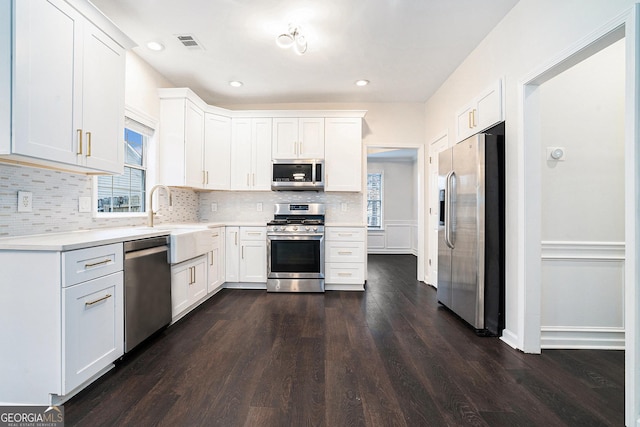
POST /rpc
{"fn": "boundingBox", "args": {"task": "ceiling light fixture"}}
[146,41,165,51]
[229,81,243,88]
[276,24,308,55]
[355,80,369,87]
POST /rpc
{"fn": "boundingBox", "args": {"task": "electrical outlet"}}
[257,202,263,212]
[211,203,217,212]
[78,196,92,213]
[17,191,32,213]
[341,203,348,212]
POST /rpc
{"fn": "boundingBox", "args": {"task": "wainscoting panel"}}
[367,221,417,254]
[540,241,625,349]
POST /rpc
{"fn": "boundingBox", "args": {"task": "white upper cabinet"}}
[204,113,231,190]
[272,118,324,159]
[324,118,363,192]
[5,0,130,174]
[231,118,272,191]
[158,94,208,189]
[455,78,503,142]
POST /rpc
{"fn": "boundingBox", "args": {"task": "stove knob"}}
[313,226,318,232]
[305,226,310,231]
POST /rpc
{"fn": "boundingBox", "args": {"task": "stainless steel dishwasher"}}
[124,236,171,352]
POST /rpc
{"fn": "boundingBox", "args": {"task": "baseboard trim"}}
[500,328,520,350]
[540,326,625,350]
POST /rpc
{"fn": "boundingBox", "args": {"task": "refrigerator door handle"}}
[444,171,455,249]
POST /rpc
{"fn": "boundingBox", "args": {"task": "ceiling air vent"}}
[175,34,204,50]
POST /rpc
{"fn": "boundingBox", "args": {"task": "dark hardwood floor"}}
[65,254,624,426]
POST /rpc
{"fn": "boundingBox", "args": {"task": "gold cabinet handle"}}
[338,251,353,255]
[472,109,477,127]
[85,294,112,306]
[210,251,214,266]
[77,129,83,155]
[468,111,473,129]
[299,141,303,155]
[206,171,209,184]
[235,232,238,245]
[338,272,352,277]
[85,258,111,268]
[86,131,92,156]
[212,233,219,237]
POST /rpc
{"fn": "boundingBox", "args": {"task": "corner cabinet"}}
[324,118,363,192]
[2,0,132,174]
[230,118,272,191]
[272,117,324,159]
[455,79,503,142]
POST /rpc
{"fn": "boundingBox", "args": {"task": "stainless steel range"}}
[267,203,325,292]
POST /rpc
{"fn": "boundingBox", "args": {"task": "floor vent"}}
[175,34,204,50]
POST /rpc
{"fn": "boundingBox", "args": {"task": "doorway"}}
[365,144,425,281]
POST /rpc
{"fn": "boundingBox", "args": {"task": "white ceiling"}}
[90,0,519,105]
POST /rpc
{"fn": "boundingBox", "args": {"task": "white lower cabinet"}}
[325,227,366,289]
[225,226,267,286]
[62,271,123,393]
[208,227,225,293]
[171,255,207,320]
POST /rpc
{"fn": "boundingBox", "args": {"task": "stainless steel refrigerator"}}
[437,128,504,336]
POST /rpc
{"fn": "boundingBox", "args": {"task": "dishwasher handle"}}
[125,245,169,260]
[124,236,169,253]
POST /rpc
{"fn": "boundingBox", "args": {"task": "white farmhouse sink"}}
[169,228,213,264]
[133,224,213,264]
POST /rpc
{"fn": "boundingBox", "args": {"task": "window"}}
[96,118,152,213]
[367,173,383,228]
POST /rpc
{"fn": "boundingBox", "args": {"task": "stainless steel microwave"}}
[271,159,324,191]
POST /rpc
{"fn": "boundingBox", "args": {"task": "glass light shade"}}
[276,33,294,49]
[294,34,307,55]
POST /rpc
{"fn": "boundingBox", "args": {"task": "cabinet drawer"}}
[62,243,123,287]
[326,227,365,242]
[326,242,365,263]
[240,227,266,241]
[326,263,365,284]
[62,271,124,393]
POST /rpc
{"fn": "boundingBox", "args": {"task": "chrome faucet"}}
[148,185,172,227]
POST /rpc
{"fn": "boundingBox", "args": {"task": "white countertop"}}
[0,221,364,252]
[0,227,171,251]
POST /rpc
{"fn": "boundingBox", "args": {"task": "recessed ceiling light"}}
[355,79,369,87]
[146,41,165,51]
[229,81,243,88]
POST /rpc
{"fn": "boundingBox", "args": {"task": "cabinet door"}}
[13,0,82,165]
[476,80,502,132]
[184,100,205,188]
[225,227,240,282]
[456,103,475,142]
[63,271,123,393]
[231,119,253,190]
[81,21,125,173]
[204,113,231,190]
[171,264,190,317]
[189,257,207,302]
[240,240,267,282]
[272,118,298,159]
[208,228,225,292]
[324,118,362,192]
[252,118,273,190]
[298,118,324,159]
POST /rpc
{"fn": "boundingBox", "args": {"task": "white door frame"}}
[365,143,426,282]
[519,6,638,425]
[426,132,449,286]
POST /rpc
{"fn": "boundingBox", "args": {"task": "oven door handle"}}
[267,233,324,239]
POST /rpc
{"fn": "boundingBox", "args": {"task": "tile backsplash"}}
[0,163,363,237]
[0,164,198,237]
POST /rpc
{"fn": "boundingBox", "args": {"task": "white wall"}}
[539,39,625,348]
[367,157,418,254]
[423,0,636,350]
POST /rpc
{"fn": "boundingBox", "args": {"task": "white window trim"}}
[93,106,159,219]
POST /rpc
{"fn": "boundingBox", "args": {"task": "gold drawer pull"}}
[85,258,111,268]
[77,129,83,155]
[338,233,353,237]
[86,131,92,156]
[212,233,219,237]
[85,294,112,306]
[338,251,353,255]
[248,232,262,235]
[338,272,352,277]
